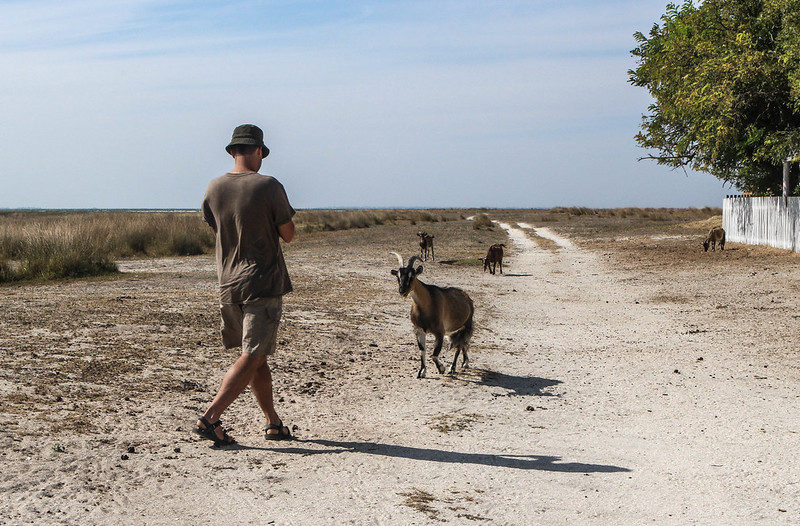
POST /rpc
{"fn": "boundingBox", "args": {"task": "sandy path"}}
[482,222,800,525]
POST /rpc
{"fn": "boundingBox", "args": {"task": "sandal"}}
[195,416,236,447]
[265,421,293,441]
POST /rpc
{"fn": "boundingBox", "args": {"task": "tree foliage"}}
[630,0,800,194]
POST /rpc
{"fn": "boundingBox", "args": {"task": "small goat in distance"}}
[481,243,505,274]
[703,226,726,252]
[390,252,474,378]
[417,231,435,261]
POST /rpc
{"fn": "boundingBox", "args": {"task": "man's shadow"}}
[226,368,626,474]
[263,439,629,474]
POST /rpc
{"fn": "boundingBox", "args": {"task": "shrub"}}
[0,260,15,283]
[472,213,494,230]
[120,230,155,256]
[15,225,118,280]
[169,231,210,256]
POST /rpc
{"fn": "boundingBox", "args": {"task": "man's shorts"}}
[219,296,283,356]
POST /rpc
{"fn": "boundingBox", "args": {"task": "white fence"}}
[722,196,800,252]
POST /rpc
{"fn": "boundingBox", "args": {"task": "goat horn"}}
[406,255,421,269]
[390,251,405,267]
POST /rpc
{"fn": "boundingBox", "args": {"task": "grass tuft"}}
[472,213,495,230]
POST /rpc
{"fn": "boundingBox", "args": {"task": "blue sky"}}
[0,0,730,209]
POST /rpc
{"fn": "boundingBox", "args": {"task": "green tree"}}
[629,0,800,195]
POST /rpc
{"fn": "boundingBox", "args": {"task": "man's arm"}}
[202,199,217,234]
[278,220,295,243]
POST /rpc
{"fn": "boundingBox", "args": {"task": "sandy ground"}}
[1,215,800,525]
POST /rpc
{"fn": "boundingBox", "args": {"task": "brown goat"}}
[703,227,726,252]
[481,243,505,274]
[391,252,474,378]
[417,231,435,261]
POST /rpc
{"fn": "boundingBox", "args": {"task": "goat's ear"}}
[415,265,423,275]
[391,269,399,276]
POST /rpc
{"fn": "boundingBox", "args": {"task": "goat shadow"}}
[456,367,562,397]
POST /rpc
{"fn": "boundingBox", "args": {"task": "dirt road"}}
[2,218,799,525]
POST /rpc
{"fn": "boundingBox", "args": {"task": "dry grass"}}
[0,211,214,282]
[471,213,495,230]
[295,209,463,232]
[427,413,483,434]
[0,209,465,283]
[399,489,441,519]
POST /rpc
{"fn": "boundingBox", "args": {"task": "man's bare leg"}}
[250,361,289,436]
[198,352,266,441]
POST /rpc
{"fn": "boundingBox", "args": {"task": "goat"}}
[417,231,435,261]
[390,252,474,378]
[481,243,505,274]
[703,226,726,252]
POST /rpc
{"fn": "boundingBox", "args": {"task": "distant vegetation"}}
[295,209,461,231]
[0,209,461,283]
[0,207,720,283]
[520,206,721,222]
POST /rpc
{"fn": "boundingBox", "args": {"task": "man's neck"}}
[230,154,261,174]
[230,164,257,174]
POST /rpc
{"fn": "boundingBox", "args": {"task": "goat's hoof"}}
[417,369,427,379]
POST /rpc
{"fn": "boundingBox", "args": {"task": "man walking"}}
[196,123,295,446]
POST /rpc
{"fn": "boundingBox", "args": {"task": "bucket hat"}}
[225,124,270,158]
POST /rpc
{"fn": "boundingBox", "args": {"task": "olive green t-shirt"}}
[202,172,295,304]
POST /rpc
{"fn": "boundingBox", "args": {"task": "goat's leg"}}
[415,328,427,378]
[431,245,435,261]
[448,343,461,375]
[498,260,503,274]
[452,324,472,372]
[431,335,446,374]
[448,341,471,374]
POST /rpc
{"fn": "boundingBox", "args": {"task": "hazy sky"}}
[0,0,731,209]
